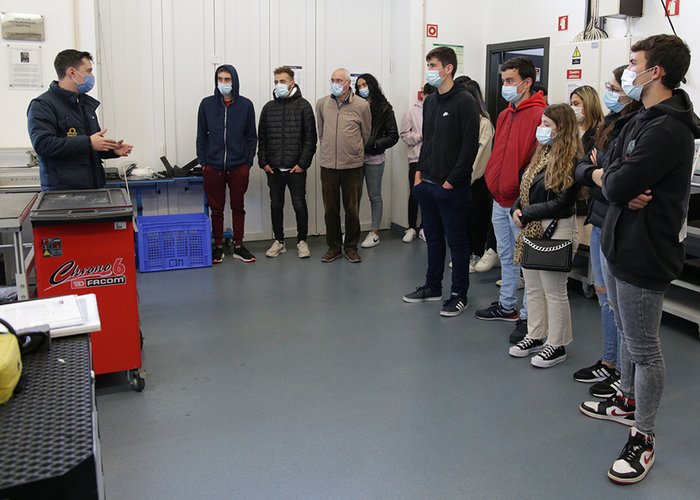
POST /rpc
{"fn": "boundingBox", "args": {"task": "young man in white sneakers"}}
[402,47,480,317]
[578,34,699,484]
[258,66,317,259]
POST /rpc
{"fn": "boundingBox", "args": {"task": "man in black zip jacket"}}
[27,49,132,190]
[258,66,317,259]
[578,35,700,485]
[402,46,480,317]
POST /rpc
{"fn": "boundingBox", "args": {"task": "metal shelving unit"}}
[664,218,700,337]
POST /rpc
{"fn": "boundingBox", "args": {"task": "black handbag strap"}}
[542,219,558,239]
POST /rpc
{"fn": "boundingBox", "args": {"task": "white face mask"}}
[572,106,585,123]
[274,83,290,98]
[501,80,526,103]
[621,67,654,101]
[218,83,232,95]
[330,81,345,97]
[536,126,554,145]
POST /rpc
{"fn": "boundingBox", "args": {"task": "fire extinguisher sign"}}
[665,0,680,17]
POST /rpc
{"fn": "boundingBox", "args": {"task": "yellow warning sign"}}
[572,47,581,58]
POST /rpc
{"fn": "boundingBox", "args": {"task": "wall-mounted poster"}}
[8,45,42,88]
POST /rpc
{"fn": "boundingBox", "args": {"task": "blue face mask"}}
[536,126,554,145]
[603,89,627,113]
[358,87,370,98]
[501,80,525,103]
[330,82,345,97]
[72,71,95,94]
[218,83,233,95]
[425,70,444,88]
[274,83,290,98]
[621,67,654,102]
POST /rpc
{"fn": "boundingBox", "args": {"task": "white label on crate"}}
[114,222,127,230]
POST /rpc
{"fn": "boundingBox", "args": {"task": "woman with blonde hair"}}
[508,104,582,367]
[570,85,605,153]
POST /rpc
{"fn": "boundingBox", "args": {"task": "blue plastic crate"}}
[136,213,211,272]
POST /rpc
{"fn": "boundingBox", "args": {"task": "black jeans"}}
[266,169,308,242]
[413,181,470,296]
[408,162,420,230]
[467,177,493,257]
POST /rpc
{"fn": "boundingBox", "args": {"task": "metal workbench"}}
[0,192,38,300]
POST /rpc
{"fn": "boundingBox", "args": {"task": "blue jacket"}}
[27,81,117,190]
[196,64,257,169]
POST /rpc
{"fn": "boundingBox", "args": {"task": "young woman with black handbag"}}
[508,104,582,367]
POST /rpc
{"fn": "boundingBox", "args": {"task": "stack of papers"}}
[0,294,101,338]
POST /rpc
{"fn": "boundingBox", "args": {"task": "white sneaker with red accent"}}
[608,427,655,484]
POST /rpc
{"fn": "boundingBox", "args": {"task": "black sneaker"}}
[579,393,636,426]
[590,369,621,398]
[508,337,544,358]
[531,344,567,368]
[440,294,468,317]
[233,246,256,262]
[608,427,655,484]
[403,285,442,303]
[574,360,614,383]
[475,301,519,322]
[212,246,224,264]
[509,318,528,344]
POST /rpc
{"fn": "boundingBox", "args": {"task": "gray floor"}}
[96,231,700,499]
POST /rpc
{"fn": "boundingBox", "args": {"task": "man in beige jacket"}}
[316,68,372,263]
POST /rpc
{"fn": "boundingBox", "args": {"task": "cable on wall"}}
[659,0,678,36]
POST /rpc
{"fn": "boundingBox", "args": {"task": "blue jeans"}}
[605,271,666,435]
[589,226,620,366]
[413,181,470,296]
[362,162,384,230]
[491,201,527,317]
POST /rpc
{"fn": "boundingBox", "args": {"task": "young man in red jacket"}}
[475,57,546,342]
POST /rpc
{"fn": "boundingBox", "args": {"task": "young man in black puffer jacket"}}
[258,66,317,259]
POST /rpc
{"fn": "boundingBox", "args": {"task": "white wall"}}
[0,0,97,148]
[606,0,699,105]
[2,0,698,236]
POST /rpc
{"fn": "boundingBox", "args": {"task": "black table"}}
[0,335,103,499]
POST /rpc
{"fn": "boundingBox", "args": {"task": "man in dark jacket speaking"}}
[258,66,317,259]
[27,49,133,191]
[197,64,257,264]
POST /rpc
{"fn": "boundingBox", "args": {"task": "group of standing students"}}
[403,35,699,485]
[27,36,698,488]
[197,65,403,264]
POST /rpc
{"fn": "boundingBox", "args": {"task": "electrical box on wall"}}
[599,0,644,18]
[549,38,640,109]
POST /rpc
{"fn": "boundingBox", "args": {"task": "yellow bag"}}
[0,333,22,404]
